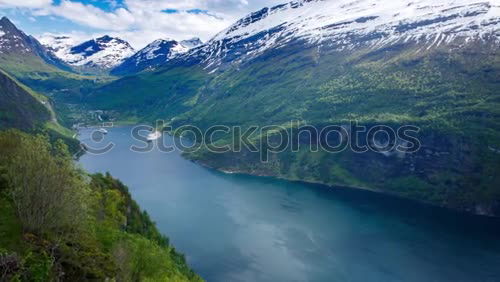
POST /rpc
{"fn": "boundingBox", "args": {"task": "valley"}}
[1,1,499,215]
[30,0,500,216]
[0,0,499,280]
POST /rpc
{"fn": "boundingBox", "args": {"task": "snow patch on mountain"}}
[141,39,185,61]
[41,35,135,69]
[0,17,37,54]
[214,0,499,43]
[111,37,203,75]
[189,0,499,69]
[135,38,201,64]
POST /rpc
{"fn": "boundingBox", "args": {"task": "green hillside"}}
[0,54,113,99]
[0,69,51,130]
[86,66,209,121]
[0,68,82,151]
[0,45,116,128]
[0,130,202,281]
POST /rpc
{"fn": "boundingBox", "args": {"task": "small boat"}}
[98,128,108,134]
[147,130,161,142]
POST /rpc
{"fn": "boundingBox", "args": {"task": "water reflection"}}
[79,127,500,282]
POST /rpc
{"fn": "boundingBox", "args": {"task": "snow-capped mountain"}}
[179,0,499,70]
[42,35,135,71]
[0,17,69,70]
[0,16,36,55]
[111,37,202,75]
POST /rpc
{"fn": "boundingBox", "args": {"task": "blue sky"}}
[0,0,285,49]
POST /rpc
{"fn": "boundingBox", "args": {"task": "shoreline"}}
[73,125,499,218]
[190,158,499,218]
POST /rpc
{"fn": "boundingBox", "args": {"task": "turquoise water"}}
[78,127,500,282]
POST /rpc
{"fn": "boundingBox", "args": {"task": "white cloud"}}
[0,0,51,8]
[34,1,135,31]
[38,31,96,47]
[64,11,231,49]
[3,0,287,49]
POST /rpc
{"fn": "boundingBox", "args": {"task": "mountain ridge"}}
[111,37,202,75]
[40,33,203,75]
[171,0,499,71]
[46,35,136,72]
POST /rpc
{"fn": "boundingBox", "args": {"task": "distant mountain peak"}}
[111,37,202,75]
[0,16,21,35]
[0,17,56,58]
[97,35,113,41]
[39,30,203,75]
[0,16,14,26]
[0,16,23,39]
[42,35,135,70]
[180,37,203,49]
[157,38,176,42]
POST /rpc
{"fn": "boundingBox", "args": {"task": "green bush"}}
[0,130,202,281]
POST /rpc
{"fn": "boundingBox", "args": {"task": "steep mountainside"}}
[0,132,202,281]
[0,18,112,109]
[0,17,69,71]
[181,0,499,70]
[0,67,80,151]
[0,69,51,130]
[86,0,500,215]
[111,38,202,76]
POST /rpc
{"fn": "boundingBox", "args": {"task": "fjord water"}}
[78,127,500,282]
